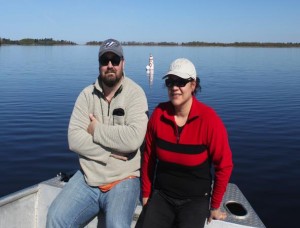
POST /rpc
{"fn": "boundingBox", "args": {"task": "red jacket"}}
[142,96,233,209]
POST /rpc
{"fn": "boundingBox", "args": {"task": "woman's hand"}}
[208,208,227,223]
[142,197,149,206]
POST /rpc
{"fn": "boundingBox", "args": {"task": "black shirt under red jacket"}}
[142,96,233,209]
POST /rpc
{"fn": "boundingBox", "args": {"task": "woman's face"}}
[165,75,196,108]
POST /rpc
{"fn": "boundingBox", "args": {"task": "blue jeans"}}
[46,170,140,228]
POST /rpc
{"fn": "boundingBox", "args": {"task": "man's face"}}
[99,52,124,87]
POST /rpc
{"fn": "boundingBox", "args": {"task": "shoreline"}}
[1,38,300,48]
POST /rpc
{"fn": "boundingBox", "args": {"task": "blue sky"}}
[1,0,300,44]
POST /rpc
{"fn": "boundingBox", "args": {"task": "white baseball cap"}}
[163,58,197,80]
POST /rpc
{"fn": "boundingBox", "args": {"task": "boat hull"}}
[0,176,265,228]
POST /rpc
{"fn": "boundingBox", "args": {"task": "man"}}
[47,38,148,228]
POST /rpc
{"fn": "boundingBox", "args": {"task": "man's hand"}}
[87,114,128,161]
[87,114,97,136]
[110,153,128,161]
[208,208,227,223]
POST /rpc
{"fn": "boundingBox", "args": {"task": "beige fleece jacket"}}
[68,76,148,186]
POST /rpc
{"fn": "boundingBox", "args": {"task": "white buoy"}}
[146,54,154,71]
[149,54,154,70]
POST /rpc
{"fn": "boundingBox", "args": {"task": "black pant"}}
[136,190,209,228]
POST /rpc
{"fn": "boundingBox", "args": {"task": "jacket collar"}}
[162,96,200,123]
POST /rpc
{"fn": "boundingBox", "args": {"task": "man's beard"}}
[101,71,123,87]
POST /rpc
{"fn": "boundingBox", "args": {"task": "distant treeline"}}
[86,41,180,46]
[1,38,299,47]
[0,38,76,45]
[181,41,300,47]
[86,41,300,47]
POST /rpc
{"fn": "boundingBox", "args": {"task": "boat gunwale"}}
[0,184,39,207]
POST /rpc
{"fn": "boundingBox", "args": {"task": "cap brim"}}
[162,71,191,79]
[99,50,123,58]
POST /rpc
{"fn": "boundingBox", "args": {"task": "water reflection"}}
[146,69,154,88]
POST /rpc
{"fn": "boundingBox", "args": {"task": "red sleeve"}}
[207,113,233,209]
[141,109,158,198]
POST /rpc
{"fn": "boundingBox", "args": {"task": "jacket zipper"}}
[107,102,110,116]
[176,125,180,143]
[106,85,123,117]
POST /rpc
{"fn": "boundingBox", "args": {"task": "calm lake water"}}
[1,45,300,228]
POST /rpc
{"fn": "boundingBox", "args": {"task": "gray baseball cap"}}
[98,39,123,59]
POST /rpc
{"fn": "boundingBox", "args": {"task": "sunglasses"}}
[165,77,193,88]
[99,55,122,66]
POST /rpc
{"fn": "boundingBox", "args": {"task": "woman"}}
[139,58,233,228]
